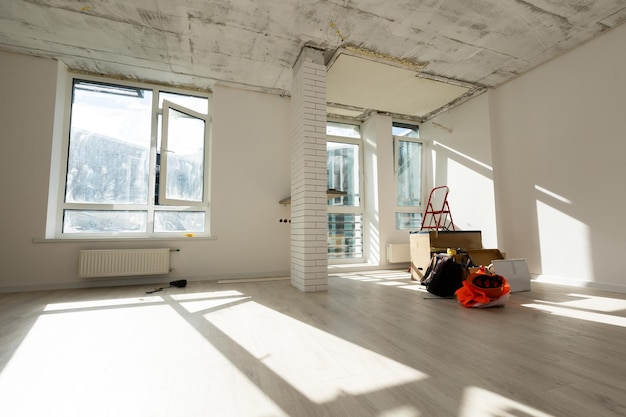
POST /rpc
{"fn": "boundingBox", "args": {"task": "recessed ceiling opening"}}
[326,47,484,122]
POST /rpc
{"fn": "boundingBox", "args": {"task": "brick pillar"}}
[290,46,328,292]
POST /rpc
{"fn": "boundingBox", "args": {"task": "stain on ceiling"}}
[1,0,625,122]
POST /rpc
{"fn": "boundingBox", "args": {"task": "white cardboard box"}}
[492,258,531,292]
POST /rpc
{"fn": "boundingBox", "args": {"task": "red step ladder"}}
[421,186,456,231]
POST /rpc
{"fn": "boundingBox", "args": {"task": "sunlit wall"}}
[489,22,626,292]
[420,94,498,249]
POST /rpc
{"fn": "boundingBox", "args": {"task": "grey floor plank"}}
[0,271,625,417]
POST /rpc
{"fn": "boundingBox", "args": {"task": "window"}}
[392,122,420,138]
[57,77,210,237]
[393,122,423,230]
[327,121,363,261]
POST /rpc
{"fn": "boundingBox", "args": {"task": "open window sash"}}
[159,100,207,206]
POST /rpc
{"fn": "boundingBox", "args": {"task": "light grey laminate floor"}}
[1,270,625,417]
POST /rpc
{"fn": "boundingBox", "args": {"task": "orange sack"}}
[456,267,511,308]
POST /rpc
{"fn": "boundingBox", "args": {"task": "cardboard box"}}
[409,230,482,281]
[466,249,504,267]
[492,258,531,292]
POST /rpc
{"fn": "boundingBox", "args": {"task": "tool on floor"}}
[146,279,187,294]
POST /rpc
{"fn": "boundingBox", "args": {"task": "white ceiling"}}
[1,0,625,122]
[326,50,475,120]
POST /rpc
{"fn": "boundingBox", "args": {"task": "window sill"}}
[32,236,218,243]
[279,189,348,205]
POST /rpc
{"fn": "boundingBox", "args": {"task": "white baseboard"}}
[533,274,626,294]
[0,270,292,293]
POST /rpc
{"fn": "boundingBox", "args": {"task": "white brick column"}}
[290,46,328,292]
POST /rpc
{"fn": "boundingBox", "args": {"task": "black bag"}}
[421,254,465,297]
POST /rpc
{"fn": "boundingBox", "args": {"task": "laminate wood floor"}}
[1,270,625,417]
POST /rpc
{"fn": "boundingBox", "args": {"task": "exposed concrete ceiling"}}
[1,0,625,122]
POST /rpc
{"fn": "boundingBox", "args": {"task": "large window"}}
[57,77,210,238]
[393,122,423,230]
[327,122,363,261]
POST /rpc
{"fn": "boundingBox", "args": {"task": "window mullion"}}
[147,91,160,233]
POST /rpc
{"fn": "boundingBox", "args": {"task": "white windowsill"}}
[32,236,218,243]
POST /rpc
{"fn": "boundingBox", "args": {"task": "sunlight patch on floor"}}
[522,303,626,327]
[374,280,407,286]
[43,295,164,311]
[204,300,428,403]
[170,290,246,301]
[0,303,288,417]
[397,284,427,292]
[548,293,626,313]
[377,404,421,417]
[179,297,251,313]
[331,270,423,291]
[459,386,554,417]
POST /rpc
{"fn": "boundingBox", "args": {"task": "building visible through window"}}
[326,121,363,260]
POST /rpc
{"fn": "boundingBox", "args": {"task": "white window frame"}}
[160,100,208,207]
[52,74,211,239]
[394,136,425,231]
[327,131,366,264]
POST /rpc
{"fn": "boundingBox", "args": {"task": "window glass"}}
[327,141,360,206]
[395,135,423,231]
[66,81,152,205]
[397,140,422,207]
[154,211,205,232]
[63,210,147,233]
[159,91,208,115]
[392,122,419,138]
[326,121,360,138]
[327,131,363,261]
[328,214,363,259]
[395,212,423,230]
[161,104,205,204]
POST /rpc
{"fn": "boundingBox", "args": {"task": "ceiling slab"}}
[1,0,625,120]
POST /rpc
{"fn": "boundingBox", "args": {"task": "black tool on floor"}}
[146,279,188,294]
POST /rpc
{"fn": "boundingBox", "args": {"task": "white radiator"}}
[387,243,410,263]
[78,249,171,278]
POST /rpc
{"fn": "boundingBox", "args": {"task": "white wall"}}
[420,93,498,248]
[489,23,626,292]
[0,52,67,291]
[362,113,410,266]
[0,51,293,291]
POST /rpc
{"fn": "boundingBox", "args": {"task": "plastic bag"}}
[456,266,510,308]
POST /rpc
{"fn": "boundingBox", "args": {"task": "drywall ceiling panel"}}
[327,54,469,118]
